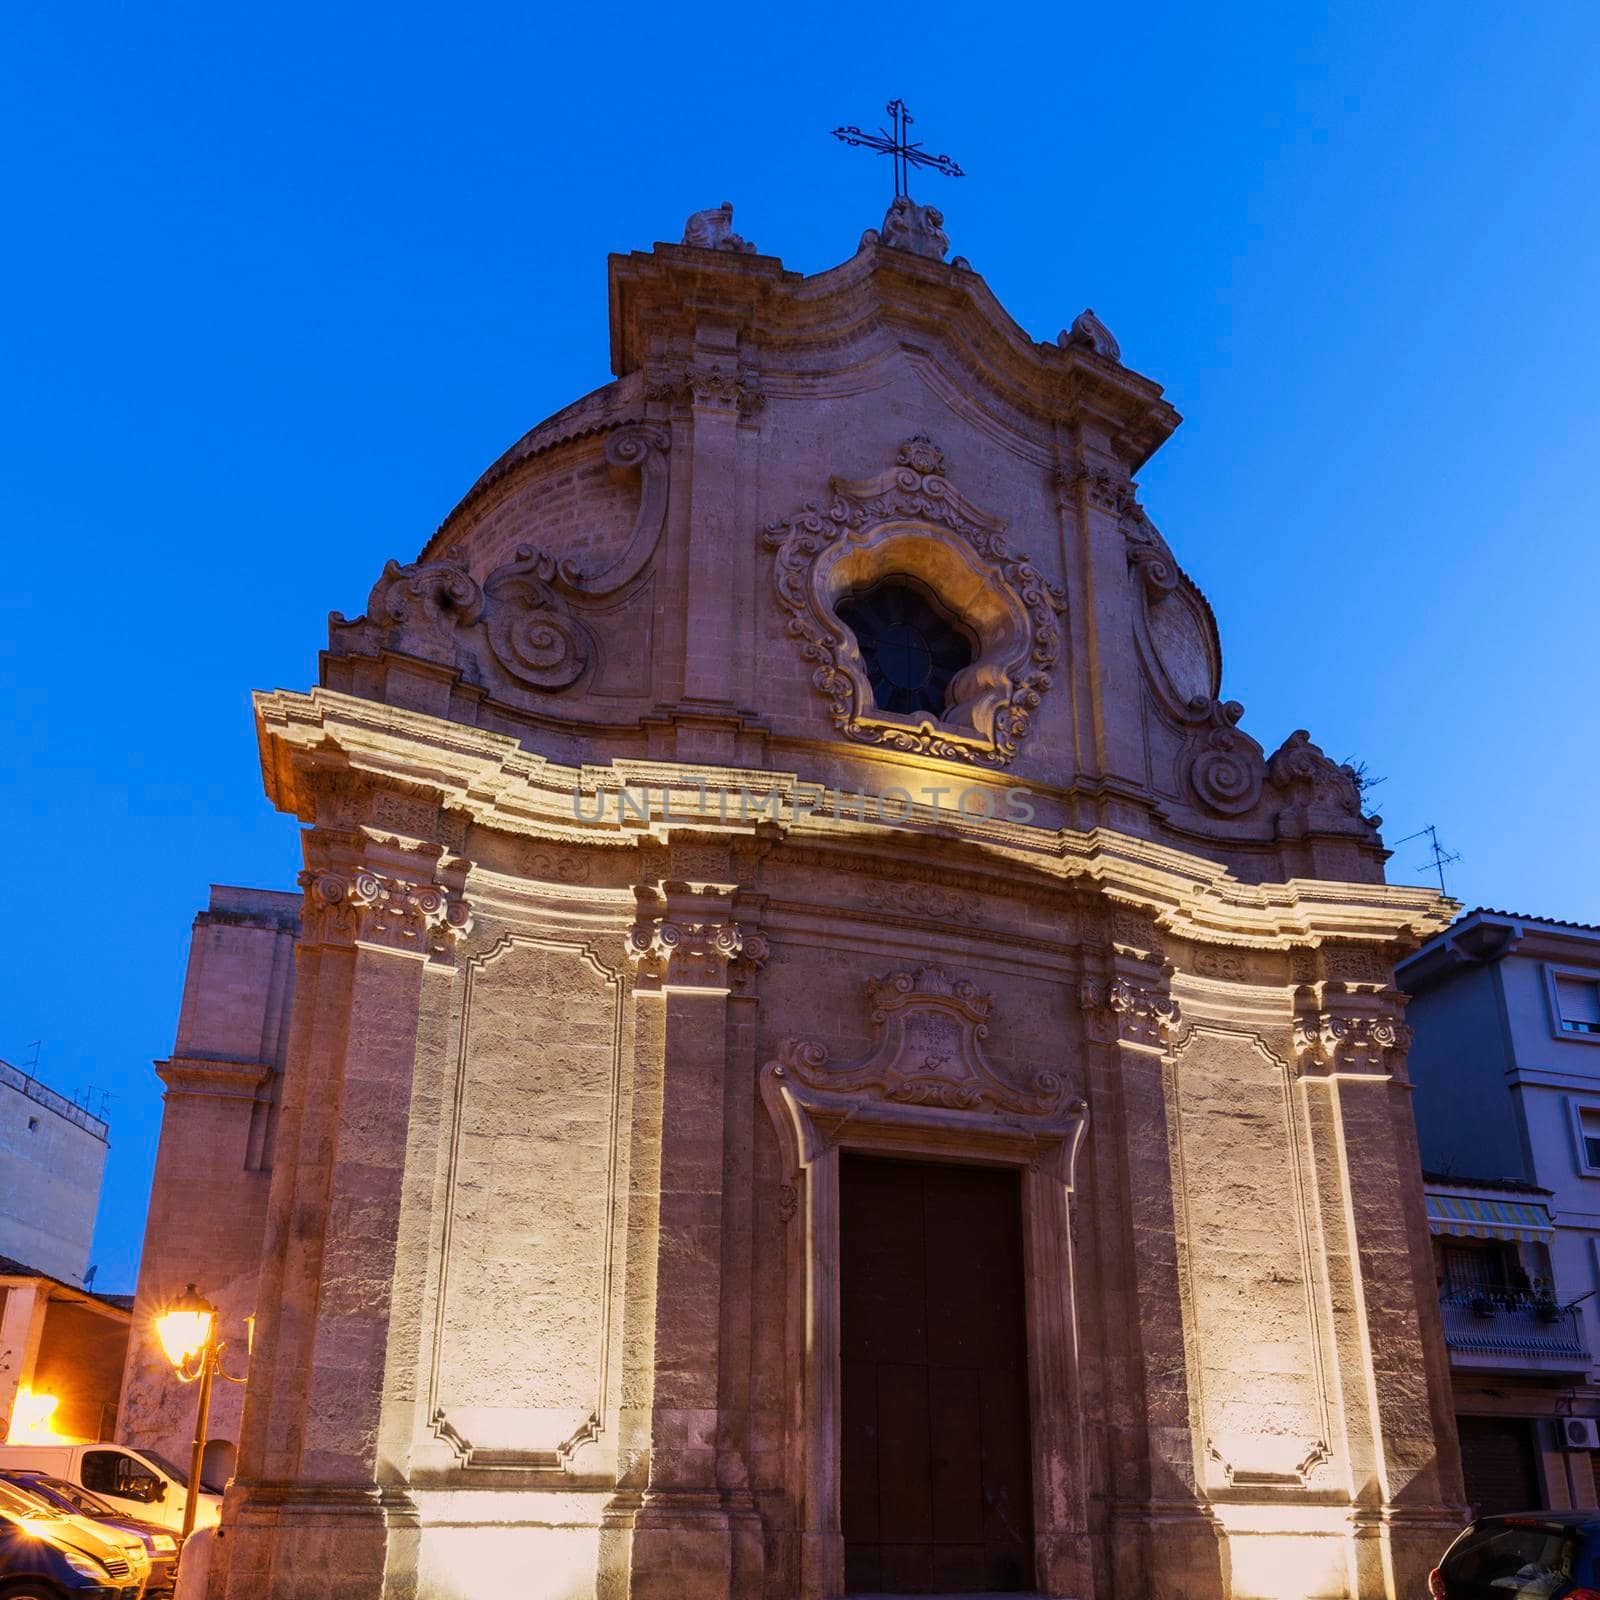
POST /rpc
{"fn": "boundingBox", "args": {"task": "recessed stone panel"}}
[431,934,624,1465]
[1169,1027,1331,1488]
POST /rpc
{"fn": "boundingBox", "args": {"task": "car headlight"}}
[59,1545,110,1579]
[152,1533,177,1552]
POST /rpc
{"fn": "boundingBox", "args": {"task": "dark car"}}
[0,1503,137,1596]
[1431,1512,1600,1598]
[0,1470,177,1596]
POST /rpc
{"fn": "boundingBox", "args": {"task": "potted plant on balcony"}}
[1471,1293,1498,1318]
[1535,1293,1562,1323]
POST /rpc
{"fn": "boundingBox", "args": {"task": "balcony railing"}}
[1440,1291,1589,1371]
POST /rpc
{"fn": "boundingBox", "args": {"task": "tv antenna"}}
[1392,824,1462,895]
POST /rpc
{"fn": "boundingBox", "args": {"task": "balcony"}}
[1440,1291,1590,1376]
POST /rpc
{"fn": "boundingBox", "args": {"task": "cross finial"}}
[831,99,964,200]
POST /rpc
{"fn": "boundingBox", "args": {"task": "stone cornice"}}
[156,1055,274,1099]
[255,687,1454,951]
[607,240,1180,469]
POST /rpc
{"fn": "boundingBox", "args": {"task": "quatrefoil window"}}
[835,576,976,718]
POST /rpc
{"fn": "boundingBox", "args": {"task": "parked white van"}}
[0,1443,221,1533]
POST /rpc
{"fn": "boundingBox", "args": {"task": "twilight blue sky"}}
[2,2,1596,1291]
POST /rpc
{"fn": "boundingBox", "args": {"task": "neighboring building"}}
[117,885,298,1484]
[137,198,1468,1600]
[0,1255,131,1445]
[1404,910,1600,1516]
[0,1056,109,1285]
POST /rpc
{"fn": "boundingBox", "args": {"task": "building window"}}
[1556,976,1600,1036]
[26,1116,39,1132]
[835,577,975,718]
[1579,1107,1600,1173]
[1442,1239,1527,1298]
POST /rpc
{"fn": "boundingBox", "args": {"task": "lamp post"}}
[154,1285,250,1544]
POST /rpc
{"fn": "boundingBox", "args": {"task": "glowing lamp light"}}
[155,1283,216,1372]
[5,1387,66,1445]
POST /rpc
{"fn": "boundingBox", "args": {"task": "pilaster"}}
[601,876,767,1600]
[213,796,471,1600]
[1077,912,1227,1600]
[0,1283,48,1439]
[1293,978,1467,1600]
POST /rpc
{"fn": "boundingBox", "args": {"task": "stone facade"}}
[119,886,299,1469]
[157,203,1467,1598]
[0,1056,109,1286]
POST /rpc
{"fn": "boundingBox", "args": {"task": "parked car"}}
[0,1445,220,1534]
[0,1496,147,1595]
[0,1469,177,1596]
[1430,1511,1600,1597]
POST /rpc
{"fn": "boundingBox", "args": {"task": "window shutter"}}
[1557,978,1600,1025]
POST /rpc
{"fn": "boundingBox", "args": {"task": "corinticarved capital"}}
[1293,1007,1411,1075]
[298,868,472,958]
[627,882,762,993]
[1079,977,1180,1047]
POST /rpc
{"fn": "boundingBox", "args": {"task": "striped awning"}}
[1426,1192,1553,1243]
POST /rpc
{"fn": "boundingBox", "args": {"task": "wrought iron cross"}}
[831,99,964,200]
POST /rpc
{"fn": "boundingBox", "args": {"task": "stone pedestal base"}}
[598,1489,765,1600]
[1106,1502,1227,1600]
[210,1484,419,1600]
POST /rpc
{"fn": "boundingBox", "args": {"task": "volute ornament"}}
[1266,730,1375,838]
[328,423,670,699]
[1186,699,1266,817]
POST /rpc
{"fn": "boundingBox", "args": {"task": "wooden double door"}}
[840,1155,1035,1594]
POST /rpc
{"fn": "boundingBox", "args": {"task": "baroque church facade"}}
[127,197,1467,1599]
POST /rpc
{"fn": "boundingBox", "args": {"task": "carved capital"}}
[1062,464,1133,514]
[298,868,472,958]
[647,362,764,416]
[1293,1006,1411,1075]
[628,882,756,993]
[1079,977,1180,1048]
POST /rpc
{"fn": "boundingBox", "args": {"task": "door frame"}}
[762,1060,1092,1599]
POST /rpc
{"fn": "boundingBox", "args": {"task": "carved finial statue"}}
[682,202,756,254]
[867,195,950,261]
[1060,308,1122,363]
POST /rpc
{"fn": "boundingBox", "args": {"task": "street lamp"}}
[154,1285,250,1543]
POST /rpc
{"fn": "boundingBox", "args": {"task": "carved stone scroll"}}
[327,423,670,695]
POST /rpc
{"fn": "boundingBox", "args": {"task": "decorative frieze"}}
[1079,977,1181,1047]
